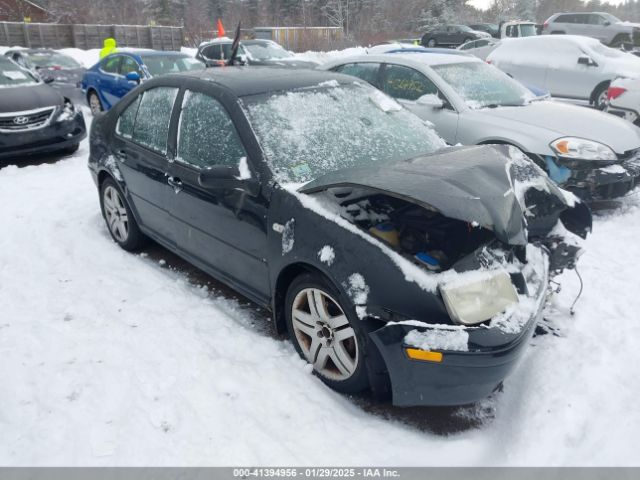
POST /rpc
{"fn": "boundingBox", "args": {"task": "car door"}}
[110,86,180,245]
[545,41,596,99]
[589,14,612,43]
[98,55,123,108]
[165,88,270,303]
[380,63,459,143]
[116,55,143,99]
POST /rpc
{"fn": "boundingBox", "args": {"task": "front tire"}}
[100,177,146,251]
[427,38,437,47]
[285,273,370,394]
[88,91,103,115]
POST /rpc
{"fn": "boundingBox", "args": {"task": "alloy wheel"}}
[291,288,359,382]
[103,185,129,243]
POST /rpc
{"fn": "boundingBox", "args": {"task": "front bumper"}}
[370,251,549,407]
[0,111,86,160]
[545,154,640,201]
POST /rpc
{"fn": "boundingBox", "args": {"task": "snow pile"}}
[405,327,470,352]
[281,218,295,255]
[236,157,251,180]
[317,245,335,266]
[344,273,369,319]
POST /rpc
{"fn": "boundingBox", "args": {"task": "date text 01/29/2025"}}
[232,468,401,478]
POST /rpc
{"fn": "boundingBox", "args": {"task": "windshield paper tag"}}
[3,71,28,80]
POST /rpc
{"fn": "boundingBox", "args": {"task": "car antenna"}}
[226,21,242,67]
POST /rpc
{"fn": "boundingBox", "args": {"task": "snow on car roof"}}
[331,53,480,67]
[495,35,601,49]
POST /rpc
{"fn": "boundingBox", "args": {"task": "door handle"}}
[167,176,183,193]
[116,149,128,162]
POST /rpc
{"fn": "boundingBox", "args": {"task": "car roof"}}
[500,34,599,46]
[328,52,480,67]
[174,66,358,97]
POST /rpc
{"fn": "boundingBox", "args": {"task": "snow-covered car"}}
[322,53,640,201]
[606,77,640,125]
[4,48,86,103]
[195,38,318,68]
[487,35,640,109]
[458,37,500,60]
[0,56,86,160]
[88,68,591,407]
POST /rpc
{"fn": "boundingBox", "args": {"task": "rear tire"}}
[88,91,103,115]
[592,83,610,110]
[285,272,370,394]
[100,177,147,251]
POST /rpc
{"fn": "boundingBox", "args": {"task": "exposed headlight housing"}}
[57,99,76,123]
[550,137,617,161]
[440,271,519,326]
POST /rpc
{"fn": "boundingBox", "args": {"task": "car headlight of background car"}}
[56,99,77,123]
[550,137,617,161]
[440,271,519,326]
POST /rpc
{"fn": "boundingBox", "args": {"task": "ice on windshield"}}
[27,52,82,69]
[242,83,446,183]
[432,62,534,109]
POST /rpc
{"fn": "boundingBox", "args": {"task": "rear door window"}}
[177,91,247,169]
[333,63,381,87]
[116,95,142,139]
[381,64,439,101]
[131,87,178,155]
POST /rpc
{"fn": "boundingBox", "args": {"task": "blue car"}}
[81,50,205,114]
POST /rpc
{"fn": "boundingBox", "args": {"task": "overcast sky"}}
[468,0,625,10]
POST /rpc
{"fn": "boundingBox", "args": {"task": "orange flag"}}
[217,19,225,38]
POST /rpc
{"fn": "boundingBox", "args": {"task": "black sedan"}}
[4,49,86,104]
[0,57,86,160]
[88,68,591,407]
[196,39,318,68]
[421,25,491,48]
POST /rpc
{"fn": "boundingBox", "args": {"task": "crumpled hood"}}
[0,83,63,114]
[300,145,571,246]
[480,101,640,154]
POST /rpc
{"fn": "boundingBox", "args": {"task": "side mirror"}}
[198,165,260,196]
[43,76,55,84]
[416,94,445,109]
[604,21,611,26]
[577,55,597,67]
[126,71,141,84]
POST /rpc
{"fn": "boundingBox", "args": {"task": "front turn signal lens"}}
[405,348,443,363]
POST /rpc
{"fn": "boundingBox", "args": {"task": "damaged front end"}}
[300,144,592,406]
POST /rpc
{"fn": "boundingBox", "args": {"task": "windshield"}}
[141,55,205,76]
[458,25,474,32]
[243,42,293,61]
[520,24,537,37]
[604,13,621,23]
[242,82,446,184]
[432,61,534,109]
[0,60,38,87]
[26,52,82,69]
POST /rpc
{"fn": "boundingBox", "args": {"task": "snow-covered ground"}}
[1,126,640,466]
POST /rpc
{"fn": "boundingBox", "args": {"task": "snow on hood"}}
[477,100,640,154]
[300,144,573,246]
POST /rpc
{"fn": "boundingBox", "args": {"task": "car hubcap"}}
[428,40,436,47]
[89,94,101,114]
[291,288,359,381]
[103,186,129,242]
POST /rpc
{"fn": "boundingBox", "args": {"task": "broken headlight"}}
[550,137,616,161]
[440,271,519,326]
[56,99,76,123]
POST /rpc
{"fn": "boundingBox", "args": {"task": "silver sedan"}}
[320,52,640,201]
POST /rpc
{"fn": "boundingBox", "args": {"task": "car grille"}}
[0,107,56,132]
